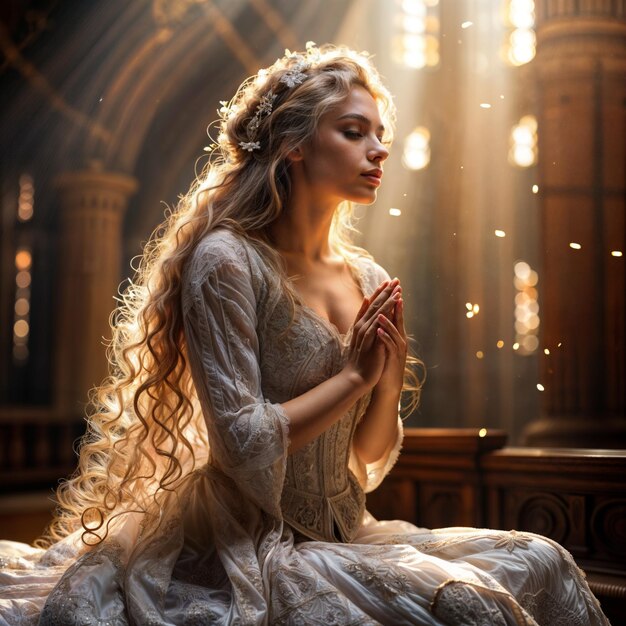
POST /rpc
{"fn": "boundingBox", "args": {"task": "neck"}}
[267,176,340,262]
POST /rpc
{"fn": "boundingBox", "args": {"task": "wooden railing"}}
[366,428,626,624]
[0,408,84,492]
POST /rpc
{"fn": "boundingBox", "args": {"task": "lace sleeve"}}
[182,240,289,518]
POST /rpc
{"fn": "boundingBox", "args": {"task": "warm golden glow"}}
[505,0,536,66]
[403,14,426,34]
[402,0,426,12]
[478,428,487,437]
[15,249,32,271]
[536,383,545,392]
[523,335,539,351]
[544,348,550,355]
[495,229,506,238]
[18,173,35,222]
[532,184,539,193]
[514,261,531,280]
[611,250,623,257]
[14,298,29,316]
[393,1,440,68]
[465,302,480,319]
[514,260,540,354]
[402,126,431,170]
[509,115,537,167]
[507,29,536,65]
[569,242,582,250]
[497,340,504,349]
[389,207,402,217]
[526,315,539,330]
[509,0,535,28]
[13,243,32,362]
[13,319,29,338]
[15,270,31,289]
[476,351,484,359]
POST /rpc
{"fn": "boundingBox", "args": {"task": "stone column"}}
[523,4,626,447]
[54,162,137,415]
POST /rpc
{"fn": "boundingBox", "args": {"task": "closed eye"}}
[344,130,363,139]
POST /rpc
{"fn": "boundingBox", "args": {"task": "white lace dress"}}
[0,229,610,625]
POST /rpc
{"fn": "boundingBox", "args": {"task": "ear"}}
[286,145,304,162]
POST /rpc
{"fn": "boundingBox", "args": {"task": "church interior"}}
[0,0,624,621]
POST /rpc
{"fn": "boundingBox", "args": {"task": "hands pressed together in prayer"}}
[345,278,408,396]
[347,278,408,465]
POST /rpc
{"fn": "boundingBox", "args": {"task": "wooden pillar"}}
[523,4,626,447]
[54,162,137,415]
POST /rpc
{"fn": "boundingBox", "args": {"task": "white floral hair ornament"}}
[239,91,276,152]
[238,42,321,153]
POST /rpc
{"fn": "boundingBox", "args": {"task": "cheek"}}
[314,148,348,178]
[327,142,359,171]
[305,136,360,184]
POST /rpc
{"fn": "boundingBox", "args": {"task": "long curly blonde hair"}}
[40,44,424,549]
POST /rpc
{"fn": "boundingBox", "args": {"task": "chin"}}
[354,193,378,205]
[344,190,378,205]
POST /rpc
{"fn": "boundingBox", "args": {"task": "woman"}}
[0,43,609,625]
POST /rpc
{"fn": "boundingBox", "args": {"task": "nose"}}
[368,139,389,163]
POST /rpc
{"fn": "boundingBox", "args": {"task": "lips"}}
[361,169,383,186]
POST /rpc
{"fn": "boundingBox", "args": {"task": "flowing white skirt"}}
[0,507,609,626]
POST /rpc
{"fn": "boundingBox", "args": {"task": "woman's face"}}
[297,86,390,206]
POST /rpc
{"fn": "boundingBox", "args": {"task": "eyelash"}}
[343,130,387,144]
[344,130,363,139]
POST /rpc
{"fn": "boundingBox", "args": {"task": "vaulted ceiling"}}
[1,0,352,245]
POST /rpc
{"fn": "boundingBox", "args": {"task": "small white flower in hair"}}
[238,141,261,152]
[280,69,307,88]
[305,41,322,64]
[218,101,231,118]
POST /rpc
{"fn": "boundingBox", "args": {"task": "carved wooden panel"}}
[366,479,416,524]
[590,497,626,569]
